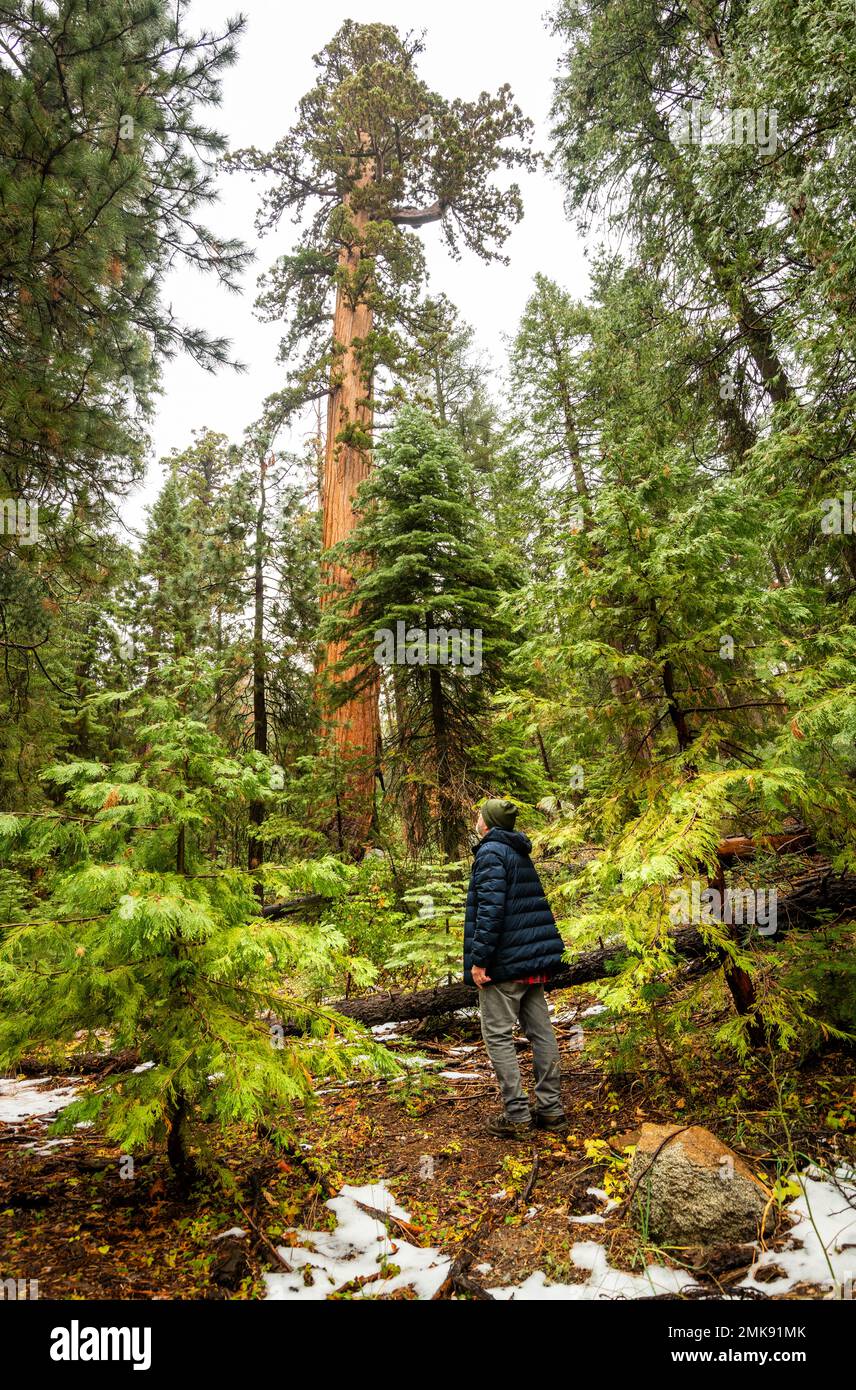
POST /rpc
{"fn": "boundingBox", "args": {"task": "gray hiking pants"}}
[478,980,564,1122]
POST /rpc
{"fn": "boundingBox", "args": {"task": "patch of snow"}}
[448,1045,479,1055]
[0,1077,78,1123]
[262,1166,856,1303]
[490,1243,694,1300]
[132,1061,155,1074]
[213,1227,247,1241]
[23,1137,76,1155]
[570,1187,621,1225]
[264,1183,451,1301]
[738,1167,856,1298]
[370,1022,405,1039]
[579,1004,607,1020]
[438,1070,483,1080]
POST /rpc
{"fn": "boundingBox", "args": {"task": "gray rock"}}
[628,1123,774,1248]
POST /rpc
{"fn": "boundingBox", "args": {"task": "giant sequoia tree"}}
[230,20,534,852]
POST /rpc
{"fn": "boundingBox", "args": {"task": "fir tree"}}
[0,663,396,1181]
[322,406,519,856]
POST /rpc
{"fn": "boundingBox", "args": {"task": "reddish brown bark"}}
[319,134,380,853]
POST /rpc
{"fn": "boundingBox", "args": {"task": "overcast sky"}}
[131,0,590,531]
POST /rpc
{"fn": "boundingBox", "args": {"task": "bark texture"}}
[319,133,380,853]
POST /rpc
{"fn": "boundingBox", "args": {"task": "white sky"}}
[131,0,591,532]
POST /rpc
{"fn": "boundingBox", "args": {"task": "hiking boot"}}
[485,1111,533,1139]
[532,1109,569,1133]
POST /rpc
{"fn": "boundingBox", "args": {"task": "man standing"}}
[464,798,567,1137]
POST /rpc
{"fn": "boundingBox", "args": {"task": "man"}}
[464,798,567,1138]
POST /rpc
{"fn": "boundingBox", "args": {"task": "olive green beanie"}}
[480,798,518,831]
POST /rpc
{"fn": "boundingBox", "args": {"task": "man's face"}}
[476,813,488,838]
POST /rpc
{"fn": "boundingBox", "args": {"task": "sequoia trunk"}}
[319,133,380,854]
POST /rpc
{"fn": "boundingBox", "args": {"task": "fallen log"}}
[9,1047,140,1077]
[6,926,709,1075]
[326,924,711,1026]
[716,829,814,862]
[9,868,855,1070]
[319,866,856,1028]
[261,894,328,919]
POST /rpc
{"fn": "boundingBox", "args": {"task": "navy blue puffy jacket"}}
[463,828,565,985]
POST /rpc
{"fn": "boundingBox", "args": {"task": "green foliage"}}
[388,860,468,986]
[261,854,405,996]
[228,19,535,435]
[321,405,521,853]
[0,681,398,1175]
[1,4,855,1175]
[0,0,250,806]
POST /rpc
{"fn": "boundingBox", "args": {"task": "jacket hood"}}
[477,827,532,856]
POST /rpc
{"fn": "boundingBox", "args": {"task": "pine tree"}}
[0,0,250,787]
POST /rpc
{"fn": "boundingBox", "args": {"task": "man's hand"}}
[471,965,491,989]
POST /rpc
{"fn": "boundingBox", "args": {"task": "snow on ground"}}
[264,1183,452,1301]
[24,1137,76,1156]
[0,1077,78,1123]
[489,1244,695,1300]
[370,1022,406,1040]
[264,1168,856,1301]
[553,1003,607,1024]
[569,1187,623,1225]
[738,1167,856,1299]
[263,1179,692,1302]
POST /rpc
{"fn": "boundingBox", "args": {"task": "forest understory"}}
[2,981,853,1301]
[2,0,856,1325]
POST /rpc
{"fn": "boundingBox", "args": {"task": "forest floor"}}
[1,985,854,1300]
